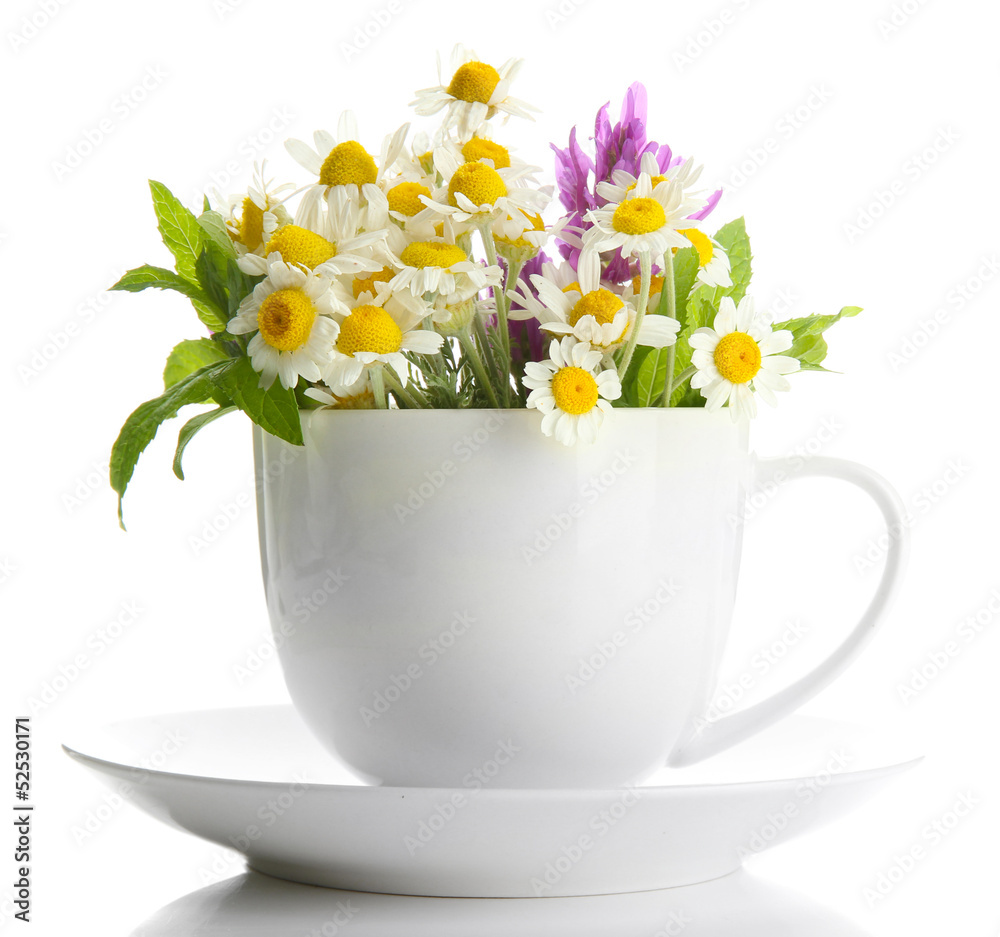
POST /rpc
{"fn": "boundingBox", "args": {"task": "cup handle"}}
[667,455,909,767]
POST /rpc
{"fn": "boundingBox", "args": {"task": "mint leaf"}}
[111,262,226,332]
[197,210,237,259]
[173,406,237,480]
[164,338,231,391]
[635,347,669,407]
[663,246,700,331]
[149,181,205,284]
[773,305,862,369]
[208,356,303,445]
[110,361,232,527]
[111,265,210,302]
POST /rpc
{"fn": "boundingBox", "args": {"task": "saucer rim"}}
[61,704,925,796]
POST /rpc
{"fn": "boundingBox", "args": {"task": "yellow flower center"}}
[257,289,316,352]
[678,228,714,267]
[612,197,667,235]
[569,289,624,327]
[387,181,432,217]
[319,140,378,188]
[562,282,581,294]
[264,225,337,268]
[337,305,403,357]
[625,174,667,192]
[551,367,600,415]
[237,197,265,252]
[461,136,511,169]
[446,61,501,104]
[714,332,762,384]
[400,240,468,269]
[630,273,665,296]
[352,266,395,299]
[448,161,507,209]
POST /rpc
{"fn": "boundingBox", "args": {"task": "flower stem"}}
[618,250,651,380]
[671,365,696,398]
[660,248,679,407]
[472,314,501,386]
[382,368,427,409]
[370,366,388,410]
[479,223,512,404]
[459,328,502,410]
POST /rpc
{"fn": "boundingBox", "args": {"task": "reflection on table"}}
[131,867,872,936]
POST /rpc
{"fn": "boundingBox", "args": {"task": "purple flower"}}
[551,82,723,284]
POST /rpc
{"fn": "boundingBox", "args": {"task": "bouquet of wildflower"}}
[110,44,859,522]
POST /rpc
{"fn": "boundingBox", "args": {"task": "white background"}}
[2,0,998,932]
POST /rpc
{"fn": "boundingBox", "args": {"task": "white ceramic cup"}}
[254,408,907,789]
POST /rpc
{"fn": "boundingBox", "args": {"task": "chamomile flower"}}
[411,45,538,141]
[522,337,622,446]
[419,159,549,232]
[238,187,387,278]
[677,227,731,288]
[597,151,708,206]
[216,162,294,259]
[583,172,705,260]
[366,176,444,253]
[323,289,444,392]
[689,295,800,421]
[389,237,502,303]
[285,110,409,200]
[434,130,541,182]
[305,374,375,409]
[229,259,342,390]
[528,251,678,352]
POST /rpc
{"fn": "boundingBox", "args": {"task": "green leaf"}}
[208,357,303,446]
[110,361,232,527]
[173,406,237,480]
[773,305,862,369]
[196,247,230,318]
[197,210,237,259]
[149,180,205,285]
[111,265,211,302]
[635,348,670,407]
[663,246,700,331]
[225,259,259,321]
[163,338,231,392]
[111,263,227,332]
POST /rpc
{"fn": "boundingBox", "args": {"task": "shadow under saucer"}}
[130,868,872,937]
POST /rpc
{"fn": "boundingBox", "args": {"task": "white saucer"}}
[63,705,921,898]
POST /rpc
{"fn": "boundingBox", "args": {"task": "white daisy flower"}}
[583,172,706,260]
[365,175,444,254]
[228,259,343,390]
[528,251,679,353]
[418,159,549,233]
[323,289,444,393]
[304,374,375,409]
[434,129,541,182]
[492,211,570,266]
[285,110,409,200]
[523,337,622,446]
[411,44,538,142]
[689,295,800,421]
[238,186,388,278]
[388,237,502,303]
[214,162,294,259]
[597,152,708,205]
